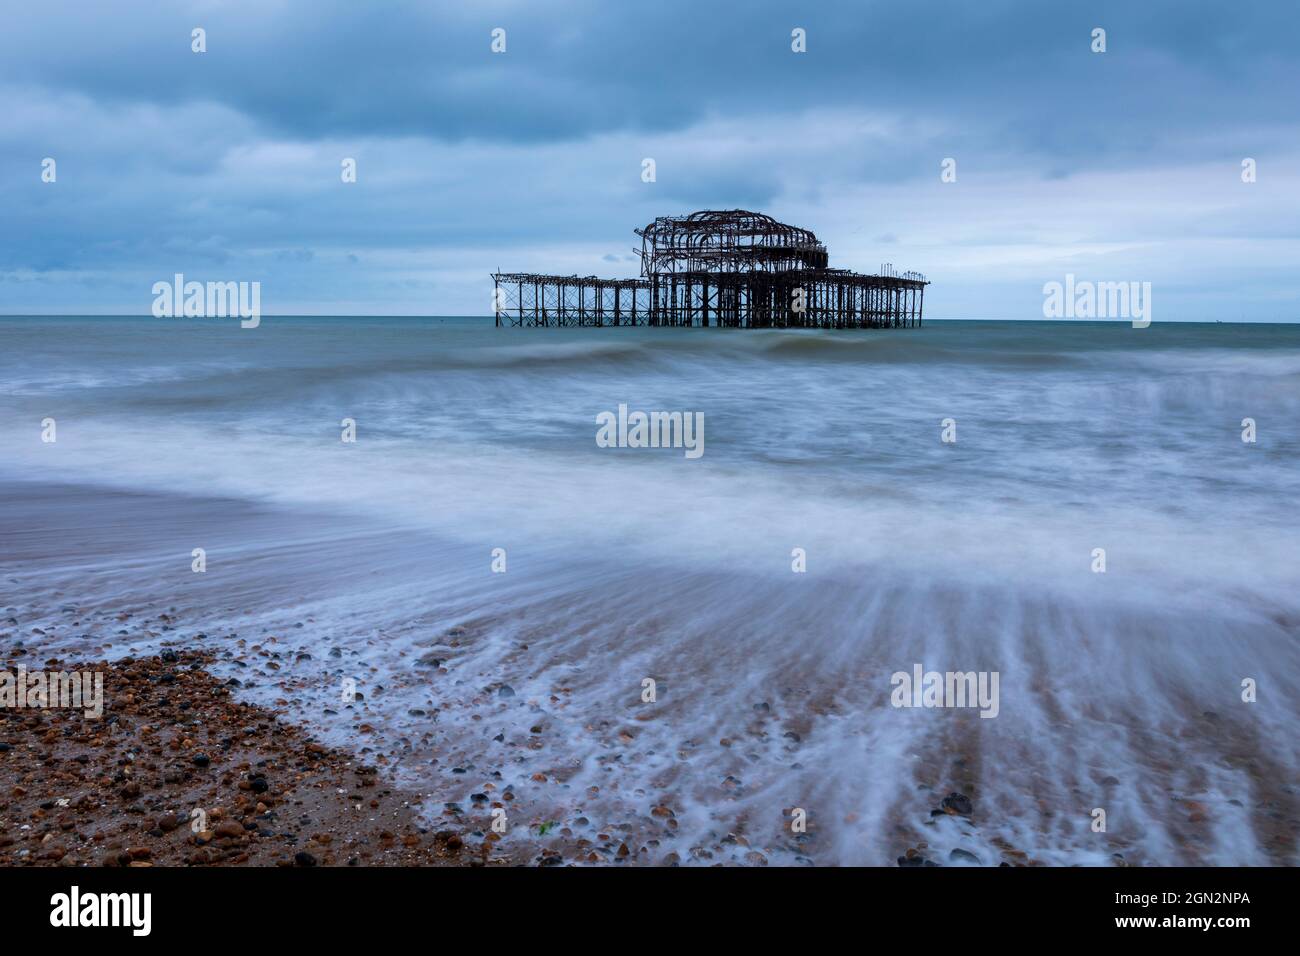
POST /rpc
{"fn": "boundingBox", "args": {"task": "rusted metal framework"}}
[636,209,829,275]
[493,210,927,329]
[491,273,651,327]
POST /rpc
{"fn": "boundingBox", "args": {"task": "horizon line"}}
[0,314,1296,324]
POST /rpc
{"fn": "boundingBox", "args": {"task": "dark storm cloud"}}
[5,0,1297,149]
[1,0,1297,317]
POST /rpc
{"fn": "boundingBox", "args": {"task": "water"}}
[2,316,1297,866]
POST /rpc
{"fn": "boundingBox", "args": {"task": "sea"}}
[2,316,1297,866]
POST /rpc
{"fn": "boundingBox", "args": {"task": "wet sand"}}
[3,461,1297,867]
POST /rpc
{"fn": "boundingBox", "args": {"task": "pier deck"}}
[492,270,925,328]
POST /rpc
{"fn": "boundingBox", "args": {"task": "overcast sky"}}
[2,0,1297,319]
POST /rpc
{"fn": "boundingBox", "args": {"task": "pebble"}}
[1,650,464,870]
[940,792,973,816]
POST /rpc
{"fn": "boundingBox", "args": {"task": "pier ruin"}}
[492,210,928,329]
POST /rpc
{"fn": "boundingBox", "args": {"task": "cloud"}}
[0,0,1297,318]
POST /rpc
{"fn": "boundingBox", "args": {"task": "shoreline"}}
[0,651,478,867]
